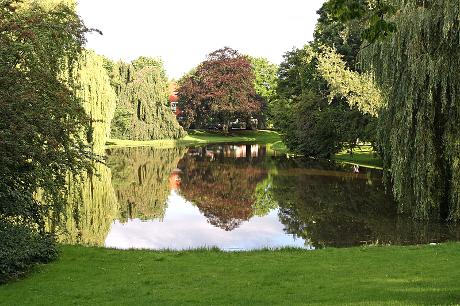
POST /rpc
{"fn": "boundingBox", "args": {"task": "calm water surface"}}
[62,144,460,250]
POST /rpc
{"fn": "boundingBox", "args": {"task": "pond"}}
[60,144,460,251]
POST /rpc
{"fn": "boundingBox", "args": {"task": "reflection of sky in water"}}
[105,190,310,251]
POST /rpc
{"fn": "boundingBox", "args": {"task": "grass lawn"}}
[106,129,283,148]
[1,243,459,305]
[333,145,383,169]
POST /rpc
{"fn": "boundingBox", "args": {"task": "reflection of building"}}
[169,168,182,191]
[224,145,260,158]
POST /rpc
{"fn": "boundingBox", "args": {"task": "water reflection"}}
[63,144,460,250]
[178,146,268,231]
[58,162,119,246]
[107,147,187,222]
[105,191,307,251]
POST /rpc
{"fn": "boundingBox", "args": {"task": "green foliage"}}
[248,57,278,127]
[316,46,382,116]
[273,45,376,158]
[104,57,185,140]
[0,220,58,284]
[75,50,117,153]
[0,0,90,281]
[361,0,460,221]
[325,0,397,43]
[178,47,262,132]
[315,2,364,69]
[249,57,278,102]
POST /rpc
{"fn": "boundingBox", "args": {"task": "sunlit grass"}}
[107,131,383,169]
[1,243,459,305]
[334,144,383,169]
[107,130,283,149]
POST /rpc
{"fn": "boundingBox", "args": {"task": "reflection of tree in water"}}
[272,158,460,248]
[178,147,268,231]
[107,147,186,222]
[58,162,119,246]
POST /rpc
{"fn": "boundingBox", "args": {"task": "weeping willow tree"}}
[55,51,119,245]
[104,57,186,140]
[362,0,460,221]
[107,147,186,222]
[75,50,117,153]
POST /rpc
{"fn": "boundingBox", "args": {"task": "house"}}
[169,82,181,117]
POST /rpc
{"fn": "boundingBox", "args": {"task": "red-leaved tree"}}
[178,47,261,132]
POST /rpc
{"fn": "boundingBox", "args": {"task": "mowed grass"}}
[334,145,383,169]
[106,129,283,148]
[1,243,460,305]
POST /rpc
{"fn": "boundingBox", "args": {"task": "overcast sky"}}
[77,0,325,79]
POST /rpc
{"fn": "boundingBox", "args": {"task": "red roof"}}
[169,94,179,102]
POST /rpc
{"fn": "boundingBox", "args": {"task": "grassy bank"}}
[334,145,383,169]
[107,130,383,169]
[106,130,282,148]
[1,243,459,305]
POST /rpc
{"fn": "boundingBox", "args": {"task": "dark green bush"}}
[0,221,58,284]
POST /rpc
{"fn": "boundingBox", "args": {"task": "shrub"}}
[0,221,58,284]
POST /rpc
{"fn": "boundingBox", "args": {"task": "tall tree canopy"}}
[248,56,278,128]
[104,57,185,140]
[0,0,90,282]
[178,47,262,132]
[361,0,460,221]
[272,3,377,158]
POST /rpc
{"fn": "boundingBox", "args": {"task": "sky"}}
[77,0,325,79]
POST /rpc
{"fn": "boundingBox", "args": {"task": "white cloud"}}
[77,0,325,79]
[105,191,310,251]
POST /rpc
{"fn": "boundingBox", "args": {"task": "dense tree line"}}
[271,3,377,159]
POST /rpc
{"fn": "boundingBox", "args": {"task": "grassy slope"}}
[1,244,459,305]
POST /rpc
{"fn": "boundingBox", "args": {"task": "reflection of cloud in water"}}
[105,190,310,251]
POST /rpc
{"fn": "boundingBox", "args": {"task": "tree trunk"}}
[222,121,229,134]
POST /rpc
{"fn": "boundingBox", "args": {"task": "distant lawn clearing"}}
[334,145,383,169]
[1,243,459,305]
[107,130,383,169]
[106,129,283,148]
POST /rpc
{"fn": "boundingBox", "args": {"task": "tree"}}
[324,0,397,44]
[271,1,379,158]
[177,47,262,132]
[273,44,375,158]
[248,56,278,128]
[361,0,460,221]
[104,57,185,140]
[0,0,90,281]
